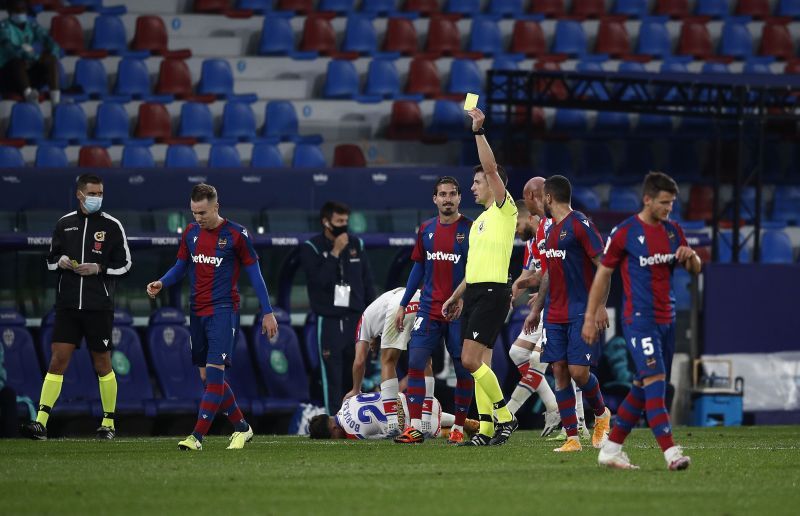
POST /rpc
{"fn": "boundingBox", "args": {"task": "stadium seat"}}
[489,0,524,17]
[73,58,119,99]
[678,21,713,59]
[447,59,483,95]
[386,100,424,140]
[323,59,372,100]
[572,185,602,211]
[444,0,480,15]
[251,143,285,167]
[132,15,172,55]
[469,18,503,56]
[50,14,88,55]
[383,17,418,55]
[404,0,440,16]
[613,0,649,17]
[553,108,588,133]
[342,15,379,55]
[777,0,800,16]
[572,0,606,18]
[695,0,729,17]
[406,58,442,98]
[39,311,96,414]
[111,311,157,416]
[609,187,641,212]
[91,14,143,56]
[425,17,462,57]
[333,144,366,167]
[51,103,91,144]
[656,0,690,17]
[717,231,752,263]
[427,100,468,137]
[636,19,672,57]
[278,0,313,12]
[530,0,566,17]
[0,146,24,167]
[595,18,631,57]
[737,0,770,17]
[772,187,800,223]
[114,58,172,102]
[208,144,242,167]
[194,0,230,12]
[552,20,588,57]
[292,143,326,167]
[135,103,173,143]
[687,184,714,221]
[147,308,203,412]
[78,146,112,167]
[759,230,794,263]
[35,144,68,167]
[510,20,547,57]
[198,59,255,100]
[225,332,265,415]
[361,0,396,14]
[178,102,216,142]
[263,101,323,144]
[720,22,753,59]
[365,59,404,99]
[259,15,297,56]
[155,58,194,99]
[165,145,200,167]
[252,308,309,409]
[121,145,156,167]
[760,23,794,60]
[94,102,133,143]
[0,310,41,405]
[221,101,258,142]
[300,16,338,56]
[7,102,45,142]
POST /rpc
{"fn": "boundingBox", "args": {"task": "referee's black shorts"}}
[461,282,511,349]
[52,309,114,353]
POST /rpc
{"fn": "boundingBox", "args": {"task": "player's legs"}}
[317,316,346,414]
[507,335,535,414]
[444,319,474,441]
[566,322,609,448]
[86,310,117,437]
[379,347,402,435]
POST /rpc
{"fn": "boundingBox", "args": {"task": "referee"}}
[442,108,518,446]
[21,173,131,440]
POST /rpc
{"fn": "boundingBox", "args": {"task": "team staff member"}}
[300,201,376,414]
[22,173,132,440]
[442,108,519,447]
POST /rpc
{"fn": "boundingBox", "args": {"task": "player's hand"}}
[394,306,406,332]
[595,306,610,331]
[74,263,100,276]
[511,280,522,301]
[331,233,349,257]
[262,312,279,340]
[445,298,463,321]
[523,311,540,335]
[57,255,73,270]
[21,44,35,57]
[467,108,485,132]
[675,245,696,264]
[369,339,379,355]
[526,292,538,308]
[581,316,599,345]
[343,389,359,401]
[146,280,163,299]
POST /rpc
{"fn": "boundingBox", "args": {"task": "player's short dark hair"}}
[642,171,679,199]
[76,173,102,191]
[320,201,350,222]
[473,164,508,186]
[308,414,332,439]
[516,200,529,215]
[433,176,460,196]
[544,175,572,204]
[190,183,218,203]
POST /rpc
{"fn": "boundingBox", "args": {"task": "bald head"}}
[523,176,546,216]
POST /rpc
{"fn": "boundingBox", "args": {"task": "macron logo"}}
[192,254,223,267]
[545,249,566,260]
[639,253,676,267]
[426,251,462,264]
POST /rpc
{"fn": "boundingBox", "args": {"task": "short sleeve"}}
[576,217,604,259]
[410,225,425,263]
[235,227,258,267]
[497,191,517,218]
[675,222,688,247]
[522,240,533,271]
[601,226,628,270]
[176,229,189,261]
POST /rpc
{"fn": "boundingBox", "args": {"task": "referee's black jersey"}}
[46,210,132,311]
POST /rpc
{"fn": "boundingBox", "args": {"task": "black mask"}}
[329,224,348,237]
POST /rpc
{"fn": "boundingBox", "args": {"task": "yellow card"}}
[463,93,479,111]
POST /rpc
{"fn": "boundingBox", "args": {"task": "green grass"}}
[1,427,799,515]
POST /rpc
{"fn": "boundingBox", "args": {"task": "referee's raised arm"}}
[467,108,507,207]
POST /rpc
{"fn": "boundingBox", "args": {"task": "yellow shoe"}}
[553,437,582,452]
[178,435,202,451]
[227,425,254,450]
[592,408,611,449]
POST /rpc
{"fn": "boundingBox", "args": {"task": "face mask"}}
[81,193,102,214]
[11,14,27,24]
[328,223,348,237]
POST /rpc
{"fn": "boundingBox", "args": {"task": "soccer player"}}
[345,287,427,435]
[308,391,479,440]
[583,172,701,471]
[146,184,278,451]
[523,175,611,452]
[441,108,518,447]
[393,176,474,445]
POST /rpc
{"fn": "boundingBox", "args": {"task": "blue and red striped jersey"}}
[543,211,604,324]
[411,215,472,321]
[176,219,258,316]
[601,215,688,325]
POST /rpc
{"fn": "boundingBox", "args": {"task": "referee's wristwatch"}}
[472,127,485,136]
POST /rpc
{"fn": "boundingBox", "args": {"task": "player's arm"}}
[523,270,548,334]
[100,218,132,277]
[512,269,541,300]
[468,108,507,207]
[147,230,190,298]
[396,262,423,331]
[582,264,614,344]
[441,278,466,321]
[46,219,73,272]
[346,339,370,401]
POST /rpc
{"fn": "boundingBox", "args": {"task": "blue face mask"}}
[81,193,103,214]
[11,14,27,24]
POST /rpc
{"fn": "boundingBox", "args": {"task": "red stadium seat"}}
[595,18,631,57]
[383,17,419,55]
[425,17,462,57]
[760,23,795,60]
[530,0,566,17]
[403,0,440,16]
[655,0,690,17]
[736,0,770,18]
[572,0,606,18]
[135,103,172,142]
[277,0,314,13]
[786,60,800,73]
[510,20,547,57]
[678,21,713,59]
[194,0,230,12]
[406,58,442,98]
[132,16,168,53]
[386,101,424,140]
[687,185,714,221]
[49,14,85,55]
[333,144,366,167]
[78,146,112,168]
[155,58,194,98]
[299,16,338,55]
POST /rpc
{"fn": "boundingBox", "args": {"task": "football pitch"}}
[1,426,799,516]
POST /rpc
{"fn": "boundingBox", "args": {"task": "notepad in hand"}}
[463,93,479,111]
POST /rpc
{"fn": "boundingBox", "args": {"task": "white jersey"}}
[335,392,442,440]
[356,287,421,350]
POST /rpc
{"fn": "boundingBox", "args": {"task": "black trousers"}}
[316,313,358,414]
[0,386,18,438]
[0,53,58,96]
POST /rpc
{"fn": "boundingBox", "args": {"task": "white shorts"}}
[516,319,543,345]
[355,288,419,351]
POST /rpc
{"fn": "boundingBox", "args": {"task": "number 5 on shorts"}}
[632,336,654,356]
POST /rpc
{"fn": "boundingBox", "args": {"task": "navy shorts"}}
[623,321,675,381]
[540,320,599,367]
[409,312,463,359]
[189,311,239,367]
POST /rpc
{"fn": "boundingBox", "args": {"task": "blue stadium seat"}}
[573,185,602,211]
[447,59,484,95]
[73,58,127,100]
[695,0,730,17]
[221,101,259,142]
[51,103,94,144]
[90,14,146,56]
[552,20,587,57]
[238,0,274,11]
[491,56,520,71]
[342,15,379,55]
[178,102,216,142]
[35,145,68,167]
[322,59,380,101]
[208,144,243,167]
[251,143,285,167]
[445,0,481,15]
[364,59,422,100]
[94,102,132,143]
[111,311,157,416]
[303,313,320,373]
[361,0,396,14]
[609,186,641,212]
[760,230,794,263]
[114,58,173,102]
[0,310,41,405]
[260,16,299,56]
[720,22,754,59]
[121,145,156,167]
[223,333,264,415]
[777,0,800,16]
[673,267,692,311]
[319,0,355,12]
[469,18,503,56]
[553,108,588,133]
[0,146,24,167]
[198,59,258,101]
[263,101,323,144]
[575,60,610,100]
[771,186,800,224]
[165,144,200,168]
[717,231,752,263]
[251,308,309,411]
[147,308,203,413]
[489,0,524,17]
[292,143,326,167]
[7,102,45,142]
[636,20,672,57]
[427,100,468,138]
[613,0,649,17]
